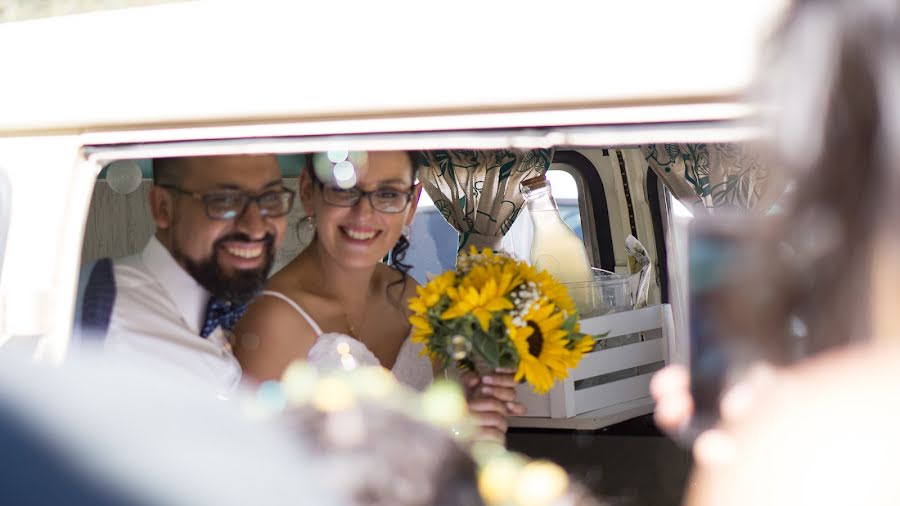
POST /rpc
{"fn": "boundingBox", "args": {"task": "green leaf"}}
[468,333,484,358]
[497,347,518,370]
[562,313,579,331]
[481,338,500,368]
[465,325,501,370]
[498,356,516,370]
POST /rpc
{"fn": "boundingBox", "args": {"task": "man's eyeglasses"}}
[158,184,296,220]
[317,181,413,214]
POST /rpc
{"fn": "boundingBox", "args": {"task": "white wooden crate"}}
[509,304,674,430]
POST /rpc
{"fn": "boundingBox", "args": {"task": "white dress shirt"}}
[104,236,241,391]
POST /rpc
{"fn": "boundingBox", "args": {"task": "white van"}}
[0,1,786,502]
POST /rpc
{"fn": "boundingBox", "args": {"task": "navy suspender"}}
[74,258,116,342]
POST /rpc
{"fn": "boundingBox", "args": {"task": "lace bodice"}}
[307,333,433,391]
[260,291,433,391]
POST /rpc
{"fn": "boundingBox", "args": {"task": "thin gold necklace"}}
[344,302,370,342]
[337,273,375,342]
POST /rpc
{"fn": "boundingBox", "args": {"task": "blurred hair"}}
[287,400,482,506]
[751,0,900,354]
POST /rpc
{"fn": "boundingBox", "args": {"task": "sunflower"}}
[505,300,590,394]
[409,315,433,343]
[408,270,456,314]
[441,276,514,331]
[462,262,521,300]
[408,314,445,363]
[571,332,596,357]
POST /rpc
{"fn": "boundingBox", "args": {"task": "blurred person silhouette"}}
[287,394,485,506]
[2,348,526,506]
[0,348,342,506]
[651,0,900,504]
[287,379,609,506]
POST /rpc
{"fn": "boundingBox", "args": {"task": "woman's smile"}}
[339,225,381,243]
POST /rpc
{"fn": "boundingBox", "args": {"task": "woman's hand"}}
[650,363,777,463]
[649,364,694,437]
[461,368,527,443]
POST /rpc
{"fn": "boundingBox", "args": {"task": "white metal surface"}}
[0,0,786,134]
[0,137,98,364]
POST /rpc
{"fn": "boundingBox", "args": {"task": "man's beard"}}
[174,233,276,305]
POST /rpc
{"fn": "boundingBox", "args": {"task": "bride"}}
[234,150,524,441]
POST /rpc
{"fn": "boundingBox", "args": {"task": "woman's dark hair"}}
[749,0,898,356]
[385,151,422,306]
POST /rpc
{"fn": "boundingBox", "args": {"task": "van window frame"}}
[552,150,615,271]
[0,167,10,282]
[646,168,669,303]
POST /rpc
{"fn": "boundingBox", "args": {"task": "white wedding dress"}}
[260,291,434,391]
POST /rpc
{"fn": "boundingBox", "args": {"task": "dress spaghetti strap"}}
[259,290,323,336]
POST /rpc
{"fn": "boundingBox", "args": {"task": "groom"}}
[75,154,292,390]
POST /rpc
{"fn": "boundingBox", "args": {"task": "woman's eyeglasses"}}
[317,181,413,214]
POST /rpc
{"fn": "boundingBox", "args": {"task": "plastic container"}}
[565,268,642,317]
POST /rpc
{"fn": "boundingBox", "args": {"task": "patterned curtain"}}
[420,149,552,250]
[641,143,781,213]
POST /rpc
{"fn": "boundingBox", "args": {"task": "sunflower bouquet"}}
[409,247,597,394]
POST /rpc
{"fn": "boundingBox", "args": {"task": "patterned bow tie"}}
[200,297,248,338]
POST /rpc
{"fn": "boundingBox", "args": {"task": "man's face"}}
[152,155,288,304]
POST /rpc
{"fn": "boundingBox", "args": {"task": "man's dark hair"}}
[151,157,186,186]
